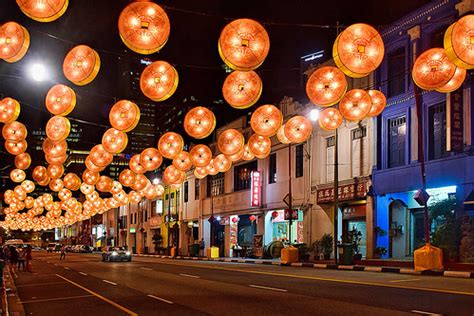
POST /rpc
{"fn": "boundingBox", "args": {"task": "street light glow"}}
[309,109,319,122]
[152,178,160,185]
[29,63,47,82]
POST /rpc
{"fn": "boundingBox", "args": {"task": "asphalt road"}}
[11,251,474,316]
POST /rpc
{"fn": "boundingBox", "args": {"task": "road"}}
[11,251,474,316]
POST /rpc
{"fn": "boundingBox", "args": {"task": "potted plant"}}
[311,239,323,261]
[320,233,333,260]
[374,226,387,237]
[348,227,363,261]
[374,246,387,259]
[152,234,163,254]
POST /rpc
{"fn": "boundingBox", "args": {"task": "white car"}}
[102,247,132,262]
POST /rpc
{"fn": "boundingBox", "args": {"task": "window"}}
[430,27,445,47]
[134,213,137,224]
[428,103,448,160]
[351,126,367,177]
[234,161,258,191]
[269,153,277,183]
[388,116,406,168]
[151,201,157,217]
[295,144,304,178]
[184,181,189,203]
[387,47,406,98]
[195,178,200,200]
[207,173,225,197]
[170,192,175,211]
[326,136,335,182]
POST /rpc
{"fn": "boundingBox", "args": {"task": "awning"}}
[464,191,474,211]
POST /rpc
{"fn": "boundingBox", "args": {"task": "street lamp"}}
[309,108,319,122]
[29,63,47,82]
[152,178,160,185]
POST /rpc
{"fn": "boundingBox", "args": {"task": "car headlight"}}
[125,251,131,256]
[112,251,118,256]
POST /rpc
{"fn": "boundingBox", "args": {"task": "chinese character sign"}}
[250,170,261,207]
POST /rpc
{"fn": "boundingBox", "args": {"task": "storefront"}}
[264,210,304,245]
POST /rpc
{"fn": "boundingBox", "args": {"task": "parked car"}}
[72,245,82,253]
[80,245,93,253]
[102,246,132,262]
[47,243,61,253]
[65,245,73,252]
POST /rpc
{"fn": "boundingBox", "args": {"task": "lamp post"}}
[333,128,339,265]
[288,143,293,245]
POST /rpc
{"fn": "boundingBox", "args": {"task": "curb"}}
[133,254,474,279]
[3,267,25,316]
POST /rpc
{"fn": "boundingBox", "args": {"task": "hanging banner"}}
[253,234,263,257]
[250,170,261,207]
[447,89,463,153]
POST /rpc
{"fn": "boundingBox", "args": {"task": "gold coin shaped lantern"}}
[218,18,270,71]
[0,22,30,63]
[119,169,136,187]
[339,89,372,121]
[16,0,68,23]
[222,70,262,109]
[132,174,148,191]
[45,154,66,165]
[183,106,216,139]
[46,116,70,141]
[194,166,207,179]
[248,134,271,159]
[0,98,20,123]
[85,156,105,173]
[49,178,64,192]
[205,159,218,176]
[63,45,100,86]
[109,100,140,132]
[444,14,474,69]
[82,169,99,185]
[367,90,387,117]
[10,169,26,183]
[102,128,128,154]
[227,146,244,162]
[21,180,35,193]
[333,23,384,78]
[2,121,27,142]
[284,116,313,143]
[37,176,51,187]
[15,152,31,170]
[306,66,348,107]
[42,138,67,157]
[158,132,183,159]
[163,165,181,185]
[217,128,244,156]
[45,84,76,116]
[242,144,255,161]
[412,48,456,90]
[190,144,212,167]
[436,66,467,93]
[47,164,64,179]
[96,176,113,193]
[32,166,47,182]
[140,61,178,102]
[129,154,146,174]
[89,144,113,167]
[250,104,283,137]
[118,1,170,55]
[63,173,81,191]
[140,147,163,171]
[319,108,343,131]
[214,154,232,173]
[277,124,291,144]
[5,140,27,155]
[172,151,193,171]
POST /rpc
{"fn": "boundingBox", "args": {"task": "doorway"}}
[388,200,407,258]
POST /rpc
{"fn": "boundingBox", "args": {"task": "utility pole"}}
[288,143,293,245]
[333,128,339,264]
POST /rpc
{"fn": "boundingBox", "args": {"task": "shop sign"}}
[447,89,463,153]
[253,234,263,257]
[284,209,298,220]
[219,217,230,225]
[250,171,261,207]
[342,204,366,220]
[129,227,136,233]
[317,181,367,204]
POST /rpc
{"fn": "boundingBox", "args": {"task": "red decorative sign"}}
[447,88,463,153]
[284,209,298,220]
[342,204,366,219]
[250,170,261,207]
[317,181,367,203]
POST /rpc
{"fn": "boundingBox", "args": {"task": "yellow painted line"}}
[148,259,474,297]
[55,274,138,316]
[21,294,93,304]
[389,278,421,283]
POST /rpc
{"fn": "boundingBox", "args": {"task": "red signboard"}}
[447,88,464,153]
[317,181,367,204]
[284,209,298,220]
[250,171,261,207]
[342,204,366,219]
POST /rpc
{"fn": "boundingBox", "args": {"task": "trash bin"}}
[189,244,199,257]
[337,243,354,265]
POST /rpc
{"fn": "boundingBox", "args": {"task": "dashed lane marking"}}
[410,310,443,315]
[79,272,88,276]
[140,267,153,271]
[147,294,174,304]
[249,284,288,292]
[179,273,200,279]
[102,280,117,286]
[64,267,70,270]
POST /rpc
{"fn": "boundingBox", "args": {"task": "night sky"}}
[0,0,430,181]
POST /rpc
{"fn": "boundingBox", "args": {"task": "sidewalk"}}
[133,253,474,279]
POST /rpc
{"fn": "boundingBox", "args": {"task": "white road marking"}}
[79,272,88,276]
[179,273,200,279]
[147,294,174,304]
[410,310,442,315]
[140,267,153,271]
[249,284,288,292]
[64,267,70,270]
[389,278,421,283]
[102,280,117,286]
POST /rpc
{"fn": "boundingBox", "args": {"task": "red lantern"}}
[412,48,456,90]
[16,0,68,23]
[250,104,283,137]
[190,144,212,167]
[0,98,21,123]
[306,66,348,107]
[2,121,27,142]
[0,22,30,63]
[89,144,113,167]
[249,215,256,222]
[319,108,343,131]
[109,100,140,132]
[272,211,279,219]
[184,107,216,139]
[102,128,128,154]
[217,129,245,156]
[444,14,474,69]
[284,116,313,143]
[333,23,384,78]
[42,138,67,158]
[140,61,178,102]
[248,134,271,159]
[129,154,146,174]
[63,45,100,86]
[339,89,372,121]
[232,216,239,223]
[140,147,163,171]
[15,152,31,170]
[218,19,270,70]
[158,132,183,159]
[436,66,467,93]
[46,116,70,141]
[276,124,291,144]
[118,2,170,55]
[367,90,387,117]
[45,84,76,116]
[173,151,193,171]
[222,70,262,109]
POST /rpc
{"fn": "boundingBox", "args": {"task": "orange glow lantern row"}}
[306,66,348,107]
[444,14,474,69]
[102,128,128,154]
[435,66,466,93]
[222,70,262,109]
[158,131,183,159]
[284,116,313,143]
[109,100,140,132]
[0,98,21,123]
[183,106,216,139]
[339,89,372,121]
[15,152,31,170]
[16,0,69,23]
[129,154,146,174]
[218,18,270,71]
[0,22,30,63]
[118,1,170,55]
[190,144,212,167]
[248,134,271,159]
[46,116,70,141]
[412,48,456,90]
[2,121,27,142]
[63,45,101,86]
[140,60,178,102]
[43,138,67,157]
[5,139,27,155]
[45,84,76,116]
[217,128,244,156]
[250,104,283,137]
[333,23,384,78]
[367,90,387,117]
[173,151,193,171]
[140,147,163,171]
[276,124,291,144]
[45,154,66,165]
[89,144,113,167]
[119,169,136,188]
[319,108,343,131]
[214,154,232,173]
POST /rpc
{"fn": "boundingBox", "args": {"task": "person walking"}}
[25,245,32,272]
[9,246,18,276]
[199,238,205,257]
[59,245,66,260]
[17,247,26,271]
